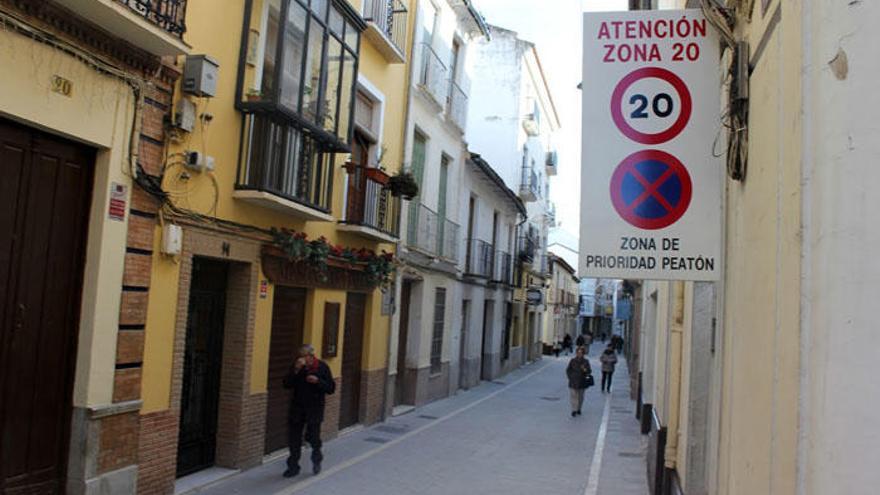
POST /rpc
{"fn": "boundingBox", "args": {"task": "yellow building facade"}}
[132,0,415,492]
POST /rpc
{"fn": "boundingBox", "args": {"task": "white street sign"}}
[580,9,722,281]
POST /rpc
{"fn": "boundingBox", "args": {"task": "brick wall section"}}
[322,378,343,441]
[127,214,156,252]
[119,291,149,327]
[113,368,142,402]
[97,411,139,473]
[361,368,387,426]
[137,410,178,495]
[123,252,153,287]
[216,263,264,469]
[116,330,145,364]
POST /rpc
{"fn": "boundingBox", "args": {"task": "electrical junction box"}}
[162,224,182,256]
[185,150,215,172]
[183,54,219,97]
[175,98,196,132]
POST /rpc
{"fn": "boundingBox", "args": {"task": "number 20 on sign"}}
[580,9,722,282]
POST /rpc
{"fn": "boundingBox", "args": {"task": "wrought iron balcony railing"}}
[407,203,440,254]
[493,251,513,285]
[115,0,187,37]
[518,233,537,263]
[520,166,539,202]
[447,79,468,132]
[363,0,408,55]
[465,239,494,278]
[419,43,449,106]
[342,164,400,238]
[236,113,333,214]
[441,219,460,261]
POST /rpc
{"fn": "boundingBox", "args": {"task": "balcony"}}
[546,151,558,176]
[407,203,439,254]
[493,251,514,286]
[465,239,494,279]
[518,232,537,263]
[363,0,408,64]
[340,164,401,243]
[520,167,539,202]
[54,0,190,56]
[419,43,449,107]
[440,219,460,261]
[447,79,468,133]
[234,113,335,222]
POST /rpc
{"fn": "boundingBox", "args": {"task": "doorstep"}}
[391,405,416,417]
[174,467,240,495]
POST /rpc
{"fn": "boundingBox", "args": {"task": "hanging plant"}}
[270,228,395,288]
[386,171,419,200]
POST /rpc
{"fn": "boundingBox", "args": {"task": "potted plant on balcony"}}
[386,170,419,200]
[245,88,262,102]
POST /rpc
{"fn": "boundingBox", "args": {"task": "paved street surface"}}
[191,345,648,495]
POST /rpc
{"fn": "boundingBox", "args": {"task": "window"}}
[239,0,363,147]
[237,0,364,210]
[431,288,446,373]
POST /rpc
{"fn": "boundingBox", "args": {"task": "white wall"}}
[802,1,880,491]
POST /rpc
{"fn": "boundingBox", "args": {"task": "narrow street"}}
[190,346,647,495]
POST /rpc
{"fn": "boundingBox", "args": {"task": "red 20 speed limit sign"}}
[579,9,722,281]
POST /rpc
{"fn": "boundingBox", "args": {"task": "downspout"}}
[383,0,421,419]
[664,281,686,470]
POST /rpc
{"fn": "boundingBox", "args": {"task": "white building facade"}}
[387,0,489,412]
[465,25,560,366]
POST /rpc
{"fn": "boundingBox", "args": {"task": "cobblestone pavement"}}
[190,344,648,495]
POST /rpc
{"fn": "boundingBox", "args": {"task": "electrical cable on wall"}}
[700,0,749,181]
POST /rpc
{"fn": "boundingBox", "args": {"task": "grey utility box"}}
[183,55,219,97]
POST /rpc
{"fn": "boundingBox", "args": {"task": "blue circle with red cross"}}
[610,150,692,230]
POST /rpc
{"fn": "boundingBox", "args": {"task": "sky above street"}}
[476,0,628,247]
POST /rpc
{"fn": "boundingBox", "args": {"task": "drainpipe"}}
[383,0,422,419]
[664,281,685,471]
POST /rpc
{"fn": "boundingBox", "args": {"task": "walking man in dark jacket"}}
[566,346,592,417]
[600,344,618,393]
[283,344,335,478]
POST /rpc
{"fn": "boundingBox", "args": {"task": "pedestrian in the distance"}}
[566,346,593,417]
[283,344,335,478]
[562,334,573,355]
[553,340,562,358]
[575,334,585,348]
[600,344,618,393]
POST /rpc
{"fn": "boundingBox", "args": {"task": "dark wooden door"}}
[177,258,228,477]
[0,119,94,494]
[459,300,469,389]
[394,281,412,406]
[339,293,366,429]
[481,300,494,380]
[264,287,306,454]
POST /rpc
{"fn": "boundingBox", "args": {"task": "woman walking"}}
[566,346,592,417]
[600,344,618,393]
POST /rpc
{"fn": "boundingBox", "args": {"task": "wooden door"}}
[480,300,494,380]
[395,281,412,406]
[264,287,306,454]
[0,119,94,493]
[339,293,366,429]
[177,258,228,477]
[459,300,469,389]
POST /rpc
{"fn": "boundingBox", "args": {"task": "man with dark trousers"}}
[283,344,335,477]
